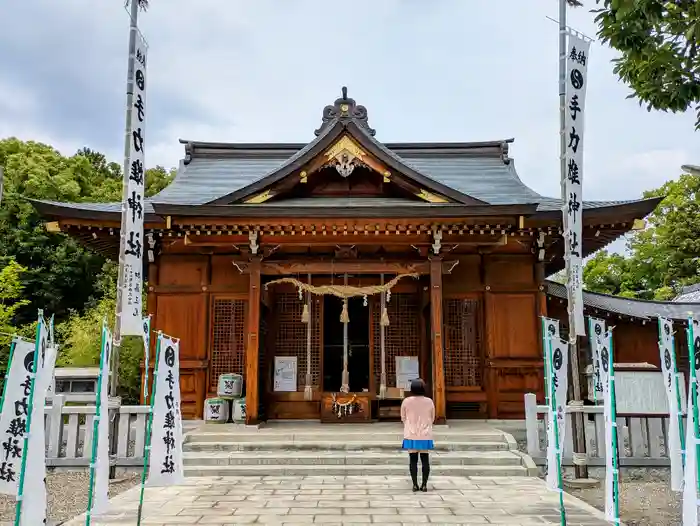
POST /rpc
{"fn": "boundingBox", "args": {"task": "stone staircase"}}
[182,422,536,478]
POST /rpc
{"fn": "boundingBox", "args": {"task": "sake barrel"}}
[217,373,243,399]
[204,397,229,423]
[232,397,246,423]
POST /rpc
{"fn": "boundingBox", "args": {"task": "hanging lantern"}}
[301,303,310,324]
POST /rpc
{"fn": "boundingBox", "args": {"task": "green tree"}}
[57,261,144,404]
[583,171,700,300]
[0,138,173,324]
[0,258,31,392]
[590,0,700,129]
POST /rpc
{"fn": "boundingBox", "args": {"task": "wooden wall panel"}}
[159,255,207,286]
[484,255,534,287]
[443,256,481,295]
[613,322,660,367]
[155,293,208,418]
[487,294,539,359]
[211,255,249,292]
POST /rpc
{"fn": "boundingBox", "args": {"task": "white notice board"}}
[395,356,420,390]
[273,356,297,392]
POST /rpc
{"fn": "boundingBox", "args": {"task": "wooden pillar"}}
[430,258,446,423]
[245,257,261,425]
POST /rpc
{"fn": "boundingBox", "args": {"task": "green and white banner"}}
[601,329,620,523]
[683,316,700,525]
[658,317,683,492]
[86,324,112,522]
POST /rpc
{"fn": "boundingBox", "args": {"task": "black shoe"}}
[412,484,420,492]
[420,483,427,492]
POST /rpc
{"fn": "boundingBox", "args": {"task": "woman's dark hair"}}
[409,378,426,396]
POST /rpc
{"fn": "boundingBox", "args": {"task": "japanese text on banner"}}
[563,33,590,337]
[119,32,148,336]
[0,340,36,493]
[147,335,184,487]
[589,318,606,399]
[658,317,683,492]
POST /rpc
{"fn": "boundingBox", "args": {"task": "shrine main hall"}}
[33,90,661,424]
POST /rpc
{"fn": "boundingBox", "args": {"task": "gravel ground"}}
[569,479,681,526]
[0,471,140,526]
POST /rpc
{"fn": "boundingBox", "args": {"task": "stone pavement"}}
[63,475,610,525]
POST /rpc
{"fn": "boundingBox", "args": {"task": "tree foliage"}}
[0,137,174,401]
[0,138,173,324]
[592,0,700,129]
[583,171,700,300]
[0,258,32,392]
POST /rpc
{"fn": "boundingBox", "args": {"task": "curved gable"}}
[207,89,486,206]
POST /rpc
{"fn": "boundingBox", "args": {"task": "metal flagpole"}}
[137,332,162,525]
[112,0,141,397]
[558,0,587,480]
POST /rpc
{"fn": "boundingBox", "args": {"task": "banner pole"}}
[85,324,109,526]
[13,313,44,526]
[547,332,567,525]
[608,331,621,522]
[687,316,700,496]
[137,332,162,525]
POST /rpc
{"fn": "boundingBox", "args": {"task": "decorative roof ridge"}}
[314,86,375,137]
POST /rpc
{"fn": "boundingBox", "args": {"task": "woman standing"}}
[400,378,435,492]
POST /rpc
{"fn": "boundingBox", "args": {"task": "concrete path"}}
[64,475,610,525]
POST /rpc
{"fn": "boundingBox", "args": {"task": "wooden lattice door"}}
[272,292,321,391]
[444,298,483,389]
[371,292,421,392]
[209,297,247,392]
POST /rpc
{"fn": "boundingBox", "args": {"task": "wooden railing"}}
[524,392,681,467]
[43,395,150,469]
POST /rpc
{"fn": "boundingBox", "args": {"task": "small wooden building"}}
[33,89,661,423]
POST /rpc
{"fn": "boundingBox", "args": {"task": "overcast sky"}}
[0,0,696,208]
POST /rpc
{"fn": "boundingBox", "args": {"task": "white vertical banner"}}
[20,315,56,526]
[0,340,36,495]
[91,325,112,516]
[588,317,606,401]
[119,31,148,336]
[142,316,151,403]
[601,330,620,522]
[542,317,561,403]
[553,338,570,455]
[147,334,184,487]
[545,332,569,492]
[658,317,683,492]
[684,317,700,525]
[563,33,590,337]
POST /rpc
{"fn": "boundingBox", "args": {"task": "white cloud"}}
[0,0,696,207]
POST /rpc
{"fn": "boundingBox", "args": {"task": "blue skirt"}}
[402,439,434,451]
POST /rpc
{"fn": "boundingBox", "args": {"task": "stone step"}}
[183,463,529,478]
[183,440,511,452]
[187,429,507,443]
[183,450,523,467]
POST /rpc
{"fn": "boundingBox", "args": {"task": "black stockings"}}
[408,452,430,490]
